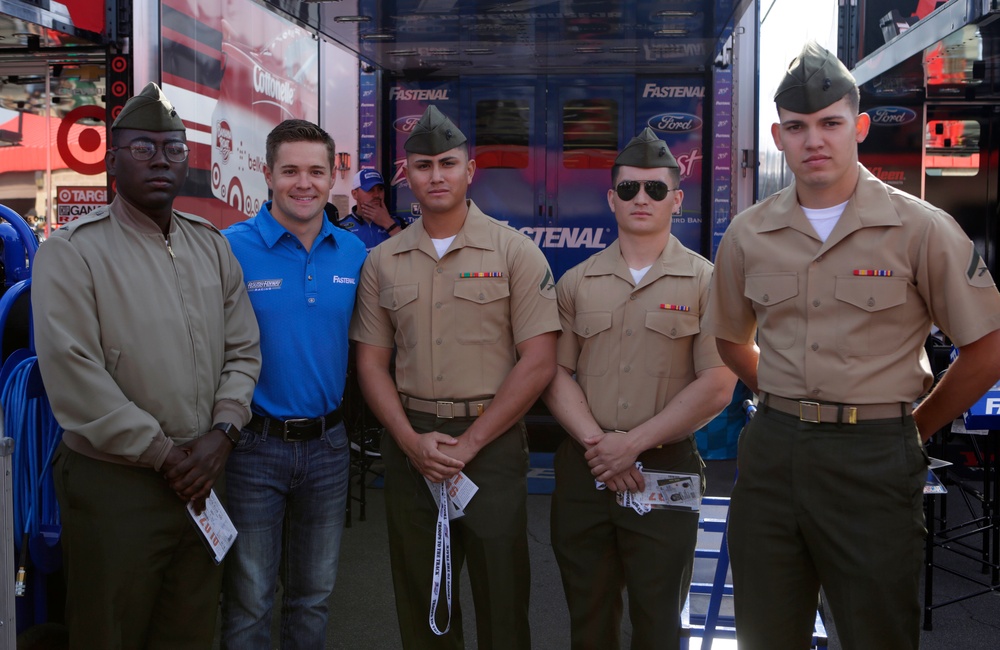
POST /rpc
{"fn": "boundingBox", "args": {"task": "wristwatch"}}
[212,422,240,447]
[387,222,401,233]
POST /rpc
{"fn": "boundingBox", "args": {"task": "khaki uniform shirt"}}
[557,237,724,432]
[350,199,560,400]
[32,196,261,469]
[704,165,1000,404]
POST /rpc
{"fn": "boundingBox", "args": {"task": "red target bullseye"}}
[111,81,128,97]
[58,105,107,175]
[111,56,127,74]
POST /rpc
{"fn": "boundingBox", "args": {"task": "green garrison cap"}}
[404,104,467,155]
[614,127,678,168]
[111,82,186,132]
[774,42,856,114]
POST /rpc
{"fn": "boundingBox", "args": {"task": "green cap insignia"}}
[774,42,856,114]
[614,127,678,169]
[111,82,186,132]
[404,105,467,155]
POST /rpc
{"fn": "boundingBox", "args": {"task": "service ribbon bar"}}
[660,304,690,311]
[852,269,893,277]
[460,272,503,278]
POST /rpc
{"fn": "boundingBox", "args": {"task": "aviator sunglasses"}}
[615,180,677,202]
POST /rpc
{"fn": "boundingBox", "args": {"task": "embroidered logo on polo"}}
[332,275,357,285]
[247,279,282,292]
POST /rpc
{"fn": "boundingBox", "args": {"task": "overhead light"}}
[389,49,419,56]
[426,48,457,55]
[654,10,695,18]
[575,46,604,54]
[464,48,495,55]
[610,47,639,54]
[361,33,394,41]
[334,15,371,23]
[655,29,687,36]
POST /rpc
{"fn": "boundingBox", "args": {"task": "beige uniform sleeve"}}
[32,236,174,466]
[349,247,396,348]
[918,211,1000,346]
[506,236,561,344]
[704,225,757,345]
[554,266,582,371]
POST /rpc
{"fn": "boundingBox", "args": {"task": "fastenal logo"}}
[649,112,703,133]
[388,87,450,101]
[641,84,705,99]
[866,106,917,126]
[247,279,283,291]
[215,120,232,162]
[393,115,422,133]
[332,275,357,285]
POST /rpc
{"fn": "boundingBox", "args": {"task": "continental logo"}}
[253,65,295,105]
[641,84,705,99]
[520,227,609,249]
[389,88,450,101]
[247,279,282,292]
[865,106,917,126]
[648,112,703,133]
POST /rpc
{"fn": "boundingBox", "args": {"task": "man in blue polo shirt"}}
[337,168,408,250]
[220,119,367,649]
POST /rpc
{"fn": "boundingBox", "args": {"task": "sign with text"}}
[57,186,106,225]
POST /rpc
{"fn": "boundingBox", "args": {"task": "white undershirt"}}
[801,201,848,242]
[431,236,456,258]
[630,265,652,284]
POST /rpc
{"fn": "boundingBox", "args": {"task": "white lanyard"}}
[429,481,453,635]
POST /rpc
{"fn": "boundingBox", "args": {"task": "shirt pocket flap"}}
[453,278,510,304]
[645,310,700,339]
[745,273,798,306]
[835,277,907,313]
[572,311,613,339]
[378,283,419,311]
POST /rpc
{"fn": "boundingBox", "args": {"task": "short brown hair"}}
[265,119,336,170]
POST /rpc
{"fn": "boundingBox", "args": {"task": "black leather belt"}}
[763,393,911,425]
[247,408,342,442]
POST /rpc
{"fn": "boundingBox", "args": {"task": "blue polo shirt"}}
[337,208,411,252]
[224,202,367,420]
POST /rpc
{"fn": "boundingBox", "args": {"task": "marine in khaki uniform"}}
[543,129,736,650]
[350,105,560,649]
[704,42,1000,649]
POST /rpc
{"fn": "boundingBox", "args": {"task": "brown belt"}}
[763,393,911,425]
[400,394,493,419]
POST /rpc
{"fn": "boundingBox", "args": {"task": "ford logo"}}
[393,115,422,133]
[649,112,703,133]
[866,106,917,126]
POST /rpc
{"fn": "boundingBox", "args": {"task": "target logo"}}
[58,105,107,176]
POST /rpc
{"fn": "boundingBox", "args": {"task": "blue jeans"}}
[220,421,350,650]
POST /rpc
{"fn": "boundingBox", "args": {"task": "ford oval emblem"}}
[648,112,703,133]
[866,106,917,126]
[393,115,422,134]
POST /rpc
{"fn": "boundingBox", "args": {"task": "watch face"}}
[215,423,239,445]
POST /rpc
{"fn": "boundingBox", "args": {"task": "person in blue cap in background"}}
[337,168,408,251]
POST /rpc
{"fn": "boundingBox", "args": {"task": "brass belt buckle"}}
[799,401,822,423]
[844,407,858,425]
[436,401,455,419]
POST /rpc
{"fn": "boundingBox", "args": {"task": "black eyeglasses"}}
[615,180,677,202]
[110,140,190,163]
